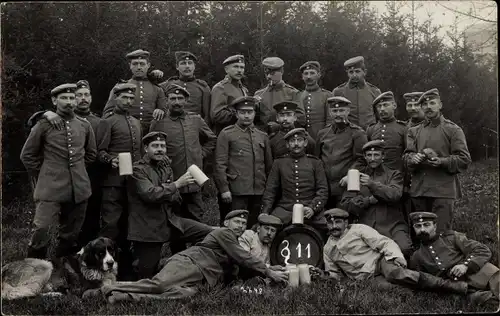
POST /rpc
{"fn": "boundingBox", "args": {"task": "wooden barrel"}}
[270,223,324,267]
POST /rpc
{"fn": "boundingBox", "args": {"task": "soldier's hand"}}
[427,157,442,167]
[174,171,196,188]
[310,267,330,280]
[411,153,426,165]
[304,207,314,219]
[149,69,164,80]
[339,175,348,187]
[449,264,468,279]
[269,265,286,272]
[368,195,378,204]
[44,111,64,130]
[266,269,288,284]
[392,257,407,268]
[221,191,232,203]
[111,157,119,168]
[153,109,165,120]
[359,173,371,186]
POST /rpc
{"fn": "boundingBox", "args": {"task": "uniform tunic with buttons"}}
[403,117,425,192]
[96,109,143,187]
[159,76,211,122]
[409,230,499,289]
[149,111,217,194]
[210,76,249,135]
[366,117,407,171]
[261,152,328,215]
[20,116,97,203]
[299,84,333,140]
[316,123,368,196]
[332,81,381,130]
[269,129,316,159]
[214,124,272,195]
[254,81,304,131]
[102,78,167,131]
[340,164,409,242]
[404,115,471,198]
[127,155,184,242]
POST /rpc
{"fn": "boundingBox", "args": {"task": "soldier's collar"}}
[421,232,440,245]
[305,83,320,92]
[113,107,129,115]
[56,110,75,120]
[179,75,196,82]
[289,151,306,159]
[379,116,396,124]
[225,75,242,85]
[348,79,366,89]
[143,154,170,166]
[332,121,349,133]
[131,75,149,81]
[269,80,285,90]
[74,108,91,117]
[168,109,186,120]
[410,116,425,125]
[424,114,444,127]
[235,122,255,132]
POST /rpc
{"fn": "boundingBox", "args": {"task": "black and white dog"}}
[1,237,118,300]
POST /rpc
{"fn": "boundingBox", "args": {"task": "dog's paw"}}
[82,288,101,300]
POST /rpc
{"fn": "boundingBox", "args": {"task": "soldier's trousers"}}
[27,199,87,259]
[100,186,134,280]
[411,197,454,232]
[178,192,205,222]
[218,194,232,227]
[102,254,205,302]
[78,166,103,247]
[232,195,263,229]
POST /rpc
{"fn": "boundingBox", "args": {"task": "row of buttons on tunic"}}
[139,82,144,120]
[292,159,322,210]
[67,121,74,166]
[305,94,312,128]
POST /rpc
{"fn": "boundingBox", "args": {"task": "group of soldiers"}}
[20,49,499,306]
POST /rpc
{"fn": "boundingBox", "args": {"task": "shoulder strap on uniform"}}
[306,154,319,160]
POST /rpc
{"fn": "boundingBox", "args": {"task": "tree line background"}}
[1,1,498,204]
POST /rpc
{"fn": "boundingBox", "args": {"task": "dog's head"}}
[77,237,118,273]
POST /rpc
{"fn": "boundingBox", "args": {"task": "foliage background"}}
[1,1,498,203]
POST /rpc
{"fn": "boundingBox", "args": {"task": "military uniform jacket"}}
[261,153,328,214]
[20,115,97,203]
[340,164,407,238]
[181,228,268,287]
[402,117,425,192]
[332,81,381,130]
[299,84,333,140]
[254,81,304,131]
[96,109,143,187]
[149,110,217,193]
[315,123,368,196]
[404,115,471,199]
[210,76,249,134]
[409,230,499,289]
[159,76,211,123]
[102,77,167,127]
[269,129,316,159]
[127,155,185,242]
[215,124,272,195]
[366,117,407,171]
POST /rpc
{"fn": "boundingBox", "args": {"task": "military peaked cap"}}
[175,51,197,63]
[126,49,150,60]
[362,140,385,152]
[324,208,349,219]
[410,212,438,223]
[283,128,307,141]
[258,214,282,227]
[327,96,351,108]
[417,88,440,104]
[262,57,284,70]
[344,56,365,69]
[142,131,168,145]
[51,83,77,97]
[223,54,245,66]
[75,80,90,91]
[403,92,424,103]
[113,83,137,96]
[229,96,257,110]
[273,101,299,113]
[299,61,321,73]
[372,91,395,107]
[164,84,190,97]
[225,209,249,220]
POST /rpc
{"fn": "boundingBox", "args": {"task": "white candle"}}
[118,152,133,176]
[347,169,360,192]
[287,265,299,288]
[298,264,311,285]
[292,204,304,224]
[187,164,209,186]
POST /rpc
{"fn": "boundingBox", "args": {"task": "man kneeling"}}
[101,210,288,303]
[312,208,468,295]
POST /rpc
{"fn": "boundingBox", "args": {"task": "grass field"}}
[1,159,499,315]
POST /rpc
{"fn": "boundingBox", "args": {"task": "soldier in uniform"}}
[298,61,333,139]
[340,140,412,258]
[366,91,407,171]
[101,49,168,134]
[332,56,381,130]
[254,57,304,133]
[311,208,469,295]
[404,88,471,232]
[149,84,216,223]
[262,128,328,232]
[96,83,143,280]
[269,101,315,159]
[150,51,211,124]
[316,96,367,207]
[101,210,288,303]
[410,212,499,306]
[214,96,273,227]
[126,131,213,280]
[20,83,97,259]
[210,54,249,135]
[401,91,425,242]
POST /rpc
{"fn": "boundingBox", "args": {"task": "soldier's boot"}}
[417,272,468,295]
